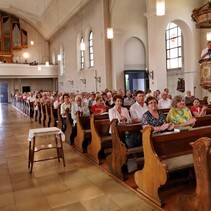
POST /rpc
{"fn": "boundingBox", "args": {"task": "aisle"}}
[0,104,156,211]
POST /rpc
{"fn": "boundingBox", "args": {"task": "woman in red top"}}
[190,98,207,117]
[91,96,107,115]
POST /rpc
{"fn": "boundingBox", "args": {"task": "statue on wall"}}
[176,78,185,93]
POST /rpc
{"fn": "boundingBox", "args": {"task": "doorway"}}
[124,70,149,93]
[0,83,8,103]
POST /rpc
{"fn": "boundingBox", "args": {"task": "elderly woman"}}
[166,95,196,128]
[142,96,174,133]
[108,94,131,124]
[190,98,207,117]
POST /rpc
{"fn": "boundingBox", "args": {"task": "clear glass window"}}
[165,22,182,70]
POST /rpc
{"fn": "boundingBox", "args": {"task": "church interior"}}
[0,0,211,210]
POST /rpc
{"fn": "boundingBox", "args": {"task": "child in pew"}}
[190,98,207,117]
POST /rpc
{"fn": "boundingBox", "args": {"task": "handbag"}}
[124,131,141,148]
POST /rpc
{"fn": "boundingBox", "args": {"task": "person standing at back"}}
[201,41,211,59]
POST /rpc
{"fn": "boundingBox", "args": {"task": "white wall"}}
[50,0,109,93]
[111,0,147,90]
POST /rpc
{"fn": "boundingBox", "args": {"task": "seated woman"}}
[142,96,174,133]
[166,95,196,128]
[190,98,207,117]
[91,96,107,115]
[108,94,131,124]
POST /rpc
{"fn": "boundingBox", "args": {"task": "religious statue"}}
[176,78,185,93]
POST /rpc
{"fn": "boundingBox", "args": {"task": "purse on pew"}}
[124,131,141,148]
[127,157,138,173]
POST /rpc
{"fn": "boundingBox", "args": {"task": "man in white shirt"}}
[158,91,172,109]
[201,41,211,59]
[129,90,148,123]
[70,94,90,144]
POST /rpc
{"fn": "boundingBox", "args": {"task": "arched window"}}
[165,22,182,70]
[89,31,94,67]
[80,37,85,70]
[60,45,65,76]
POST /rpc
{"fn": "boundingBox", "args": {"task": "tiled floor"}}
[0,104,157,211]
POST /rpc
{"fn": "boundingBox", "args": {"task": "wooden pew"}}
[29,102,34,118]
[87,113,112,164]
[74,112,91,153]
[178,137,211,211]
[64,108,72,144]
[50,104,58,127]
[57,104,62,130]
[40,103,46,127]
[134,125,211,207]
[37,102,42,124]
[106,119,143,181]
[45,103,51,127]
[158,108,170,116]
[194,114,211,127]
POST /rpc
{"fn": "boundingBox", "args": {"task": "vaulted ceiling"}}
[0,0,94,40]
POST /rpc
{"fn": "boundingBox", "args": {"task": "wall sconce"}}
[68,80,74,85]
[94,76,101,83]
[80,78,86,84]
[59,81,63,86]
[146,68,154,80]
[156,0,165,16]
[107,28,113,39]
[57,54,61,61]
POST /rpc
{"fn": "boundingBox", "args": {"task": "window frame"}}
[80,37,85,70]
[165,22,182,70]
[89,31,94,67]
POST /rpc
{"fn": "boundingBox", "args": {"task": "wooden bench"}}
[45,104,51,127]
[134,125,211,207]
[29,102,34,117]
[87,113,112,164]
[40,103,46,127]
[106,119,143,181]
[64,108,72,144]
[194,114,211,127]
[37,103,42,124]
[50,104,57,127]
[57,104,63,130]
[74,112,91,153]
[158,108,170,116]
[178,137,211,211]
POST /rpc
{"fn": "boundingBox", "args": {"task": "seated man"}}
[70,94,90,144]
[158,91,172,109]
[129,90,148,123]
[184,90,195,106]
[123,90,135,106]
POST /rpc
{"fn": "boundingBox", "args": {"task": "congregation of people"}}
[13,86,209,142]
